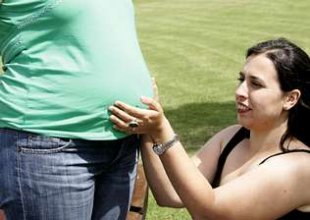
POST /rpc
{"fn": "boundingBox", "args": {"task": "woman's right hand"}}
[109,96,168,137]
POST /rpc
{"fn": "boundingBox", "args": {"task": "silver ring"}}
[128,119,139,128]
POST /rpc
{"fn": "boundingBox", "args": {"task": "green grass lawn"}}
[1,0,309,218]
[135,0,310,218]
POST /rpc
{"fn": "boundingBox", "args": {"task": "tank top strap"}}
[211,127,250,187]
[259,149,310,165]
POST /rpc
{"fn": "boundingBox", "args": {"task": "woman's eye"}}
[251,81,262,87]
[237,76,244,83]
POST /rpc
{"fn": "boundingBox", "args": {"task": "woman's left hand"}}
[109,96,166,135]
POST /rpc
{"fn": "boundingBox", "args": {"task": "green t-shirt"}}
[0,0,153,140]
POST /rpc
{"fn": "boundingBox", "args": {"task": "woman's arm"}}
[140,121,233,208]
[140,134,184,207]
[109,98,309,219]
[109,98,219,218]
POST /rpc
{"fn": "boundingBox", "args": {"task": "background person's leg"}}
[0,210,5,220]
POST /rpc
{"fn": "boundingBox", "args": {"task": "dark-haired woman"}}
[109,38,310,219]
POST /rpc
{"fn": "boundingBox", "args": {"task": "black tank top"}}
[211,127,310,219]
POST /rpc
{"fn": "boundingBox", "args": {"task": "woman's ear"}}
[283,89,301,110]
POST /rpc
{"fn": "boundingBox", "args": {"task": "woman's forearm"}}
[158,143,215,219]
[109,100,216,218]
[141,134,184,207]
[147,119,215,219]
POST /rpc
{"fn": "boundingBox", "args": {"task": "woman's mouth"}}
[237,103,251,113]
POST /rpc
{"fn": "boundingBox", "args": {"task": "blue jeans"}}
[0,128,139,220]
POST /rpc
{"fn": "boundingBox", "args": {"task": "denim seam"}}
[16,134,26,220]
[18,139,73,154]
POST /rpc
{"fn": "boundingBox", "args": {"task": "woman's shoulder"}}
[208,124,242,140]
[197,124,245,155]
[261,141,310,169]
[259,147,310,201]
[219,124,244,135]
[215,124,246,148]
[259,139,310,174]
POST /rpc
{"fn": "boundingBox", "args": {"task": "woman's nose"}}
[235,81,247,101]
